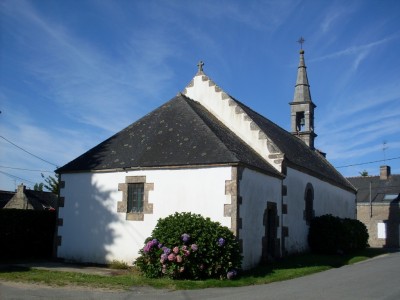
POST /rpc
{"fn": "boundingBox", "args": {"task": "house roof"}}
[0,190,14,208]
[347,174,400,203]
[24,189,58,209]
[57,94,282,178]
[3,185,57,210]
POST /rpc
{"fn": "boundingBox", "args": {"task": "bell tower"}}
[290,38,316,149]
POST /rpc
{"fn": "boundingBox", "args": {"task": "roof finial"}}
[297,36,305,53]
[197,60,204,74]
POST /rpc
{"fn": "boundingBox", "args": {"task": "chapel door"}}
[262,202,278,262]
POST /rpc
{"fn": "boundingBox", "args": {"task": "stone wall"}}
[357,203,400,248]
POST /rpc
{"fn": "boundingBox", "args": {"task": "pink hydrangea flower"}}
[176,255,182,263]
[160,253,168,263]
[173,246,179,254]
[191,244,198,251]
[168,253,176,261]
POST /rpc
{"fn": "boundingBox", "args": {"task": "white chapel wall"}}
[239,168,281,269]
[58,166,232,265]
[283,167,356,254]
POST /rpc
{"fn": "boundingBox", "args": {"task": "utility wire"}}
[335,156,400,168]
[0,170,36,185]
[0,165,53,173]
[0,135,58,167]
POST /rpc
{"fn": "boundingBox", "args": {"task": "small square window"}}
[127,183,144,213]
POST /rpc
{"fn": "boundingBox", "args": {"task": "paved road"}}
[1,252,399,300]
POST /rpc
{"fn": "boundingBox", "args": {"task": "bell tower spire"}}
[290,38,317,149]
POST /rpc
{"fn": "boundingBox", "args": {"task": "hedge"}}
[308,214,369,254]
[0,209,56,259]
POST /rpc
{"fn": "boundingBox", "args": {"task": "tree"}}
[359,170,369,177]
[34,182,44,191]
[36,173,60,194]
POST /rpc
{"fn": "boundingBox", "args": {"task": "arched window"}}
[304,183,314,225]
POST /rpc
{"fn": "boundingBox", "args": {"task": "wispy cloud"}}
[1,0,179,134]
[320,3,357,34]
[311,35,399,63]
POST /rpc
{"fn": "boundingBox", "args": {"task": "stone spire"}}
[290,45,317,149]
[293,49,312,103]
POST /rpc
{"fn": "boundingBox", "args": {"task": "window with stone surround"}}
[118,176,154,221]
[127,183,144,213]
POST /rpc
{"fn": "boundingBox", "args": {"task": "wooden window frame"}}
[118,176,154,221]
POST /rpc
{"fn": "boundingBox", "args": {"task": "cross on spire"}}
[297,36,305,49]
[197,60,204,73]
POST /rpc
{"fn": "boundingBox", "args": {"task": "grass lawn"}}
[0,248,388,290]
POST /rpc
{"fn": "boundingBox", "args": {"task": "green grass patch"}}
[0,248,388,290]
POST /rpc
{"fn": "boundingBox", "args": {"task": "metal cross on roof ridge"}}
[297,37,305,49]
[197,60,204,72]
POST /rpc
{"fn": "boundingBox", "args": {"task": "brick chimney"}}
[380,165,391,180]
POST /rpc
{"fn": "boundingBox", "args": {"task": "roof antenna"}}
[382,141,388,165]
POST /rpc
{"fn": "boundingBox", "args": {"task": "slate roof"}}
[57,90,354,192]
[24,189,58,209]
[57,95,282,178]
[233,98,355,191]
[347,174,400,203]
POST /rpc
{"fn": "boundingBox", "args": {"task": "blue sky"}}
[1,0,399,191]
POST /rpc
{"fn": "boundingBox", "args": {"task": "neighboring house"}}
[348,166,400,248]
[56,50,356,269]
[3,184,57,210]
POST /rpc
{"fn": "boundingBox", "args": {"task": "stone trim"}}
[117,176,154,221]
[58,197,65,208]
[282,185,287,196]
[282,204,288,214]
[224,166,242,236]
[282,226,289,237]
[182,72,285,173]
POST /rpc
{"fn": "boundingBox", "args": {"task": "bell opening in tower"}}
[296,111,305,132]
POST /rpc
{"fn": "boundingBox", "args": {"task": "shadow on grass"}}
[244,247,389,279]
[0,265,31,273]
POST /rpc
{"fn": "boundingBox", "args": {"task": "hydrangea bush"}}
[135,212,242,280]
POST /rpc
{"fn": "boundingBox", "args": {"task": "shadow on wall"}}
[384,200,400,249]
[59,176,122,264]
